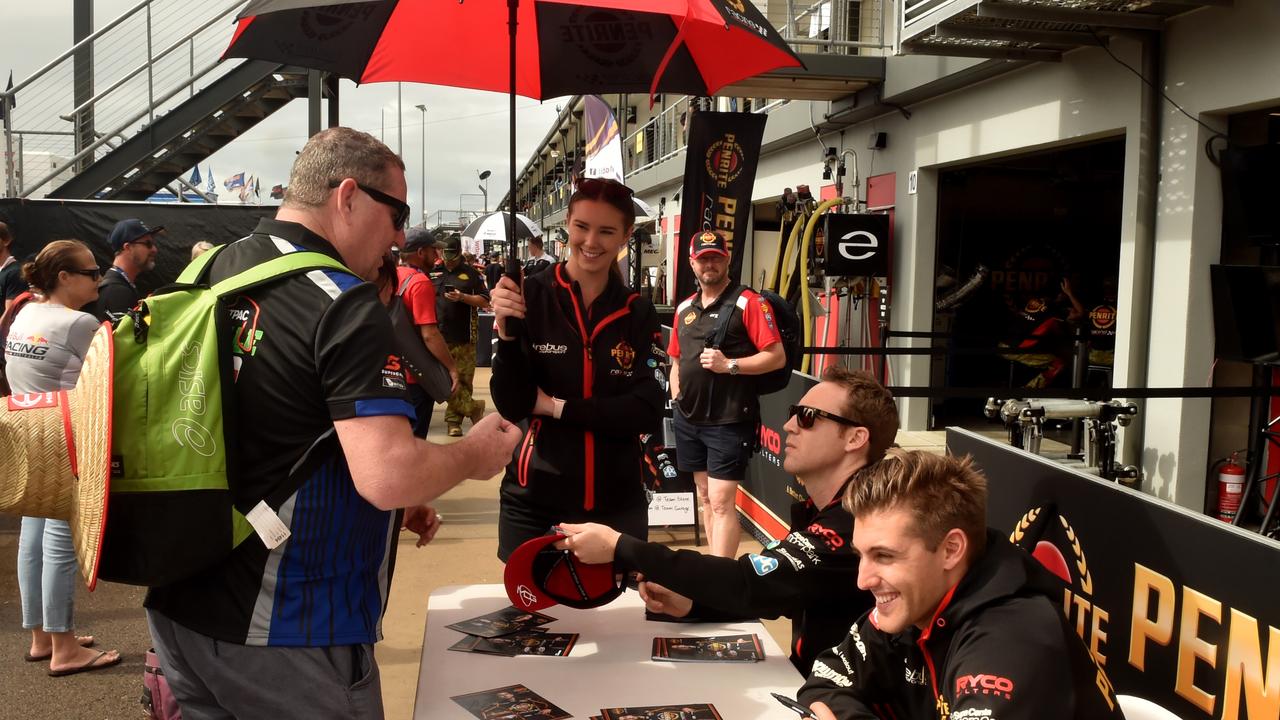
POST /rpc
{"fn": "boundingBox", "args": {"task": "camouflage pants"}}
[445,341,479,426]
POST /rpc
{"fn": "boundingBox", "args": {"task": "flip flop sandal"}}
[24,635,96,662]
[47,650,122,677]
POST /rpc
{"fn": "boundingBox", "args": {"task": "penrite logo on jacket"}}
[675,111,767,300]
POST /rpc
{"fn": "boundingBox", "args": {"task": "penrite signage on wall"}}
[950,428,1280,720]
[674,111,767,301]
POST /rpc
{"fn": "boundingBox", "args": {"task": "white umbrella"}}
[461,211,542,248]
[633,196,658,222]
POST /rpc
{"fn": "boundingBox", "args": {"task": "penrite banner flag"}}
[583,95,624,184]
[675,111,767,301]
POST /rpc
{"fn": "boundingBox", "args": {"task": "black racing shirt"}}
[669,285,781,425]
[86,267,140,324]
[523,252,557,278]
[614,479,872,675]
[490,263,664,519]
[799,530,1126,720]
[0,258,25,302]
[429,261,489,344]
[145,218,414,647]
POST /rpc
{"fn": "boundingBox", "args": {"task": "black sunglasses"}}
[329,179,411,230]
[788,404,864,430]
[66,267,105,281]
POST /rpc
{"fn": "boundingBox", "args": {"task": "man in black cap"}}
[87,218,162,323]
[398,227,460,436]
[668,229,785,558]
[428,232,490,436]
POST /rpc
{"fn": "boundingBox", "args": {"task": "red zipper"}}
[518,418,541,487]
[555,266,638,510]
[916,583,959,718]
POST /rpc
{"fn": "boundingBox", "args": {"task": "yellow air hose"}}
[775,204,810,296]
[797,197,851,374]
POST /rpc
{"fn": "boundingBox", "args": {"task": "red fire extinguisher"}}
[1217,452,1247,523]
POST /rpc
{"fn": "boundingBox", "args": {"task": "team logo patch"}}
[458,273,470,281]
[683,312,696,326]
[764,540,781,550]
[1023,297,1046,314]
[381,354,407,390]
[749,554,779,576]
[1090,304,1116,330]
[647,358,658,368]
[611,341,636,370]
[759,298,775,330]
[7,392,58,411]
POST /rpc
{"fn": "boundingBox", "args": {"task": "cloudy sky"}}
[7,0,568,224]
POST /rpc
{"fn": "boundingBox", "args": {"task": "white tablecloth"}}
[413,584,806,719]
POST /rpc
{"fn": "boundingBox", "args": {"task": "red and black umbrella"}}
[224,0,802,273]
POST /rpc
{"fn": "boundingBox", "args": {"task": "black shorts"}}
[672,413,756,481]
[497,493,649,563]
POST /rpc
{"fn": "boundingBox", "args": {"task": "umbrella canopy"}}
[463,211,543,245]
[226,0,803,100]
[632,196,657,222]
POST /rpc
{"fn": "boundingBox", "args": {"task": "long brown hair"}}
[22,240,93,295]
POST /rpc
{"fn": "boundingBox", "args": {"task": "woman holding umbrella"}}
[490,178,664,560]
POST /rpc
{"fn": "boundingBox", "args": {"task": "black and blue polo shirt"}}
[145,218,414,647]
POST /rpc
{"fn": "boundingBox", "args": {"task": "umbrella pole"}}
[506,0,520,282]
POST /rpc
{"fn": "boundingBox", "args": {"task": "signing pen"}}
[771,692,819,719]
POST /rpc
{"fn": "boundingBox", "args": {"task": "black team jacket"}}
[491,263,664,521]
[798,530,1126,720]
[615,479,873,675]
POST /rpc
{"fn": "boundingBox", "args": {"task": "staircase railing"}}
[1,0,248,199]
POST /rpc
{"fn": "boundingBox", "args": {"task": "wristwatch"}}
[728,359,740,376]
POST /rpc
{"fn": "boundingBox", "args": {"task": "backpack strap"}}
[397,271,416,297]
[710,284,747,349]
[210,251,353,298]
[175,243,228,285]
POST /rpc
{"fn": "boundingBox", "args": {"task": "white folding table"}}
[413,584,806,719]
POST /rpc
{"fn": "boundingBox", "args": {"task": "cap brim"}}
[690,249,729,259]
[504,534,563,611]
[67,324,113,591]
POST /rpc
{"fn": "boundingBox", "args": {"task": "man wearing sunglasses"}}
[559,366,898,675]
[143,127,521,719]
[87,217,162,324]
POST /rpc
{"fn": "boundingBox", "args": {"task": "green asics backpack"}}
[97,245,353,587]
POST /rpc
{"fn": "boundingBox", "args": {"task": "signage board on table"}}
[949,428,1280,720]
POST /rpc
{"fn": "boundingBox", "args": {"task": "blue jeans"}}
[17,517,77,633]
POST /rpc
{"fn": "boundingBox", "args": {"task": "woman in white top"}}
[4,240,122,676]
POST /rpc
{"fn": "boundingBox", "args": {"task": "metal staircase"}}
[1,0,315,201]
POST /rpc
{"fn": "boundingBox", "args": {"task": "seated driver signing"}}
[799,449,1126,720]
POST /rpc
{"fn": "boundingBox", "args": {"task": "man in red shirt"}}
[399,227,459,437]
[669,230,785,557]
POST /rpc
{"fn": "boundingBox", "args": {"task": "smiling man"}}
[558,367,897,674]
[799,449,1126,720]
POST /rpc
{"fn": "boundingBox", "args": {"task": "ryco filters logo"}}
[516,584,538,607]
[705,134,745,189]
[299,5,378,41]
[561,8,652,68]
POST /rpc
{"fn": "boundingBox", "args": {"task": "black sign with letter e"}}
[823,213,890,277]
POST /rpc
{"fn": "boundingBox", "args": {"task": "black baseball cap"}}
[402,226,448,252]
[689,230,728,259]
[109,219,163,253]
